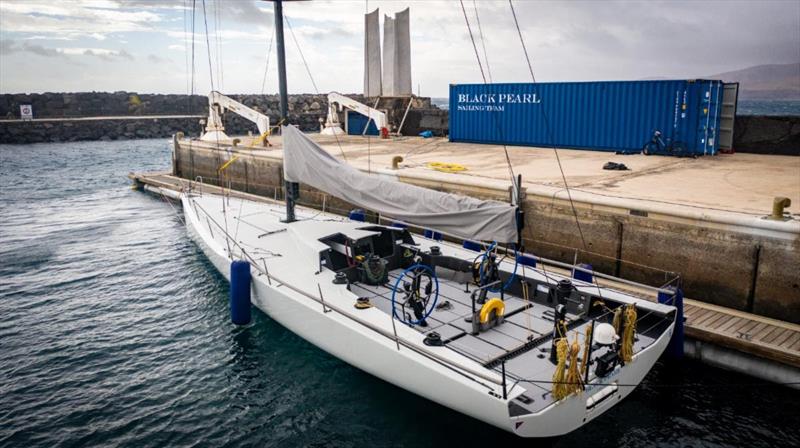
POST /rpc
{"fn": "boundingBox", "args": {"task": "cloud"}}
[78,48,134,61]
[0,39,18,56]
[1,40,63,57]
[1,0,799,96]
[25,43,63,58]
[1,39,134,61]
[0,0,165,40]
[147,54,170,64]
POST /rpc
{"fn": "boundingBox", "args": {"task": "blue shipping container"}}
[347,110,379,136]
[449,80,724,155]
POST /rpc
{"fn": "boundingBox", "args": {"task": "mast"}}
[274,0,289,121]
[270,0,298,222]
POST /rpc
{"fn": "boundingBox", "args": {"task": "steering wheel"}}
[391,264,439,326]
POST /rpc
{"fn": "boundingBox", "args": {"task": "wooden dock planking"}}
[768,328,793,346]
[130,171,800,370]
[784,332,800,350]
[761,327,787,344]
[736,319,761,335]
[775,330,798,347]
[718,316,744,334]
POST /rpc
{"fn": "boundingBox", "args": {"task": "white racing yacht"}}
[179,125,678,438]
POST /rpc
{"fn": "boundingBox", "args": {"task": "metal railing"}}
[188,198,506,393]
[185,194,681,402]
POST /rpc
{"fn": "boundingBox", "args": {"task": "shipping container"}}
[449,80,728,155]
[346,110,379,136]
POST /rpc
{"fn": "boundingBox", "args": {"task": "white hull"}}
[181,192,675,437]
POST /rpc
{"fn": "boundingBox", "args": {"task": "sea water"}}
[1,139,798,447]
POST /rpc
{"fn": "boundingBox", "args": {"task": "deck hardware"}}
[257,228,287,238]
[423,331,444,346]
[354,297,373,309]
[501,361,508,400]
[262,260,272,285]
[333,272,348,285]
[318,284,330,313]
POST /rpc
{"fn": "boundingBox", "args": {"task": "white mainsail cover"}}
[282,125,518,243]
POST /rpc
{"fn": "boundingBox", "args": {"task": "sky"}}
[0,0,798,97]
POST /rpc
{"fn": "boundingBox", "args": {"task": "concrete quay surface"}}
[289,134,800,217]
[172,133,799,325]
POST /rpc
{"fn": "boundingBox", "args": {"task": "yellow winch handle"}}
[479,298,505,324]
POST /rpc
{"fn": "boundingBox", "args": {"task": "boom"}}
[201,91,271,142]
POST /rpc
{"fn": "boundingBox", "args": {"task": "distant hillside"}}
[708,63,800,100]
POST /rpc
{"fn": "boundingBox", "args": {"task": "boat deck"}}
[130,171,800,378]
[350,267,661,413]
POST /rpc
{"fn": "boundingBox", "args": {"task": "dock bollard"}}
[657,286,684,358]
[230,260,252,325]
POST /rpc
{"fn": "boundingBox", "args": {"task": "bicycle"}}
[642,130,695,158]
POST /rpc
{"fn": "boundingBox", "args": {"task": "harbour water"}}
[1,139,798,447]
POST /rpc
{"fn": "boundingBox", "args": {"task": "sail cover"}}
[282,125,518,243]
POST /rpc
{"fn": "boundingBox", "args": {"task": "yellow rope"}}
[565,337,583,395]
[581,325,593,378]
[426,161,468,173]
[620,303,637,362]
[217,155,240,173]
[249,118,285,147]
[612,306,622,335]
[552,338,569,400]
[250,131,270,147]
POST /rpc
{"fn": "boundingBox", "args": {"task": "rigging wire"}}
[214,0,224,91]
[284,14,348,162]
[284,16,318,93]
[472,0,492,83]
[508,0,588,251]
[183,0,190,112]
[200,0,216,91]
[260,27,275,95]
[459,0,486,83]
[200,0,229,239]
[459,0,516,192]
[365,0,371,174]
[190,0,197,114]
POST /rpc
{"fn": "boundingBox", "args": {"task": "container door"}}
[718,83,739,153]
[674,82,693,152]
[688,80,720,155]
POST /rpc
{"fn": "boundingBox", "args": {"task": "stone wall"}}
[0,117,203,143]
[733,115,800,155]
[0,92,446,144]
[0,91,352,119]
